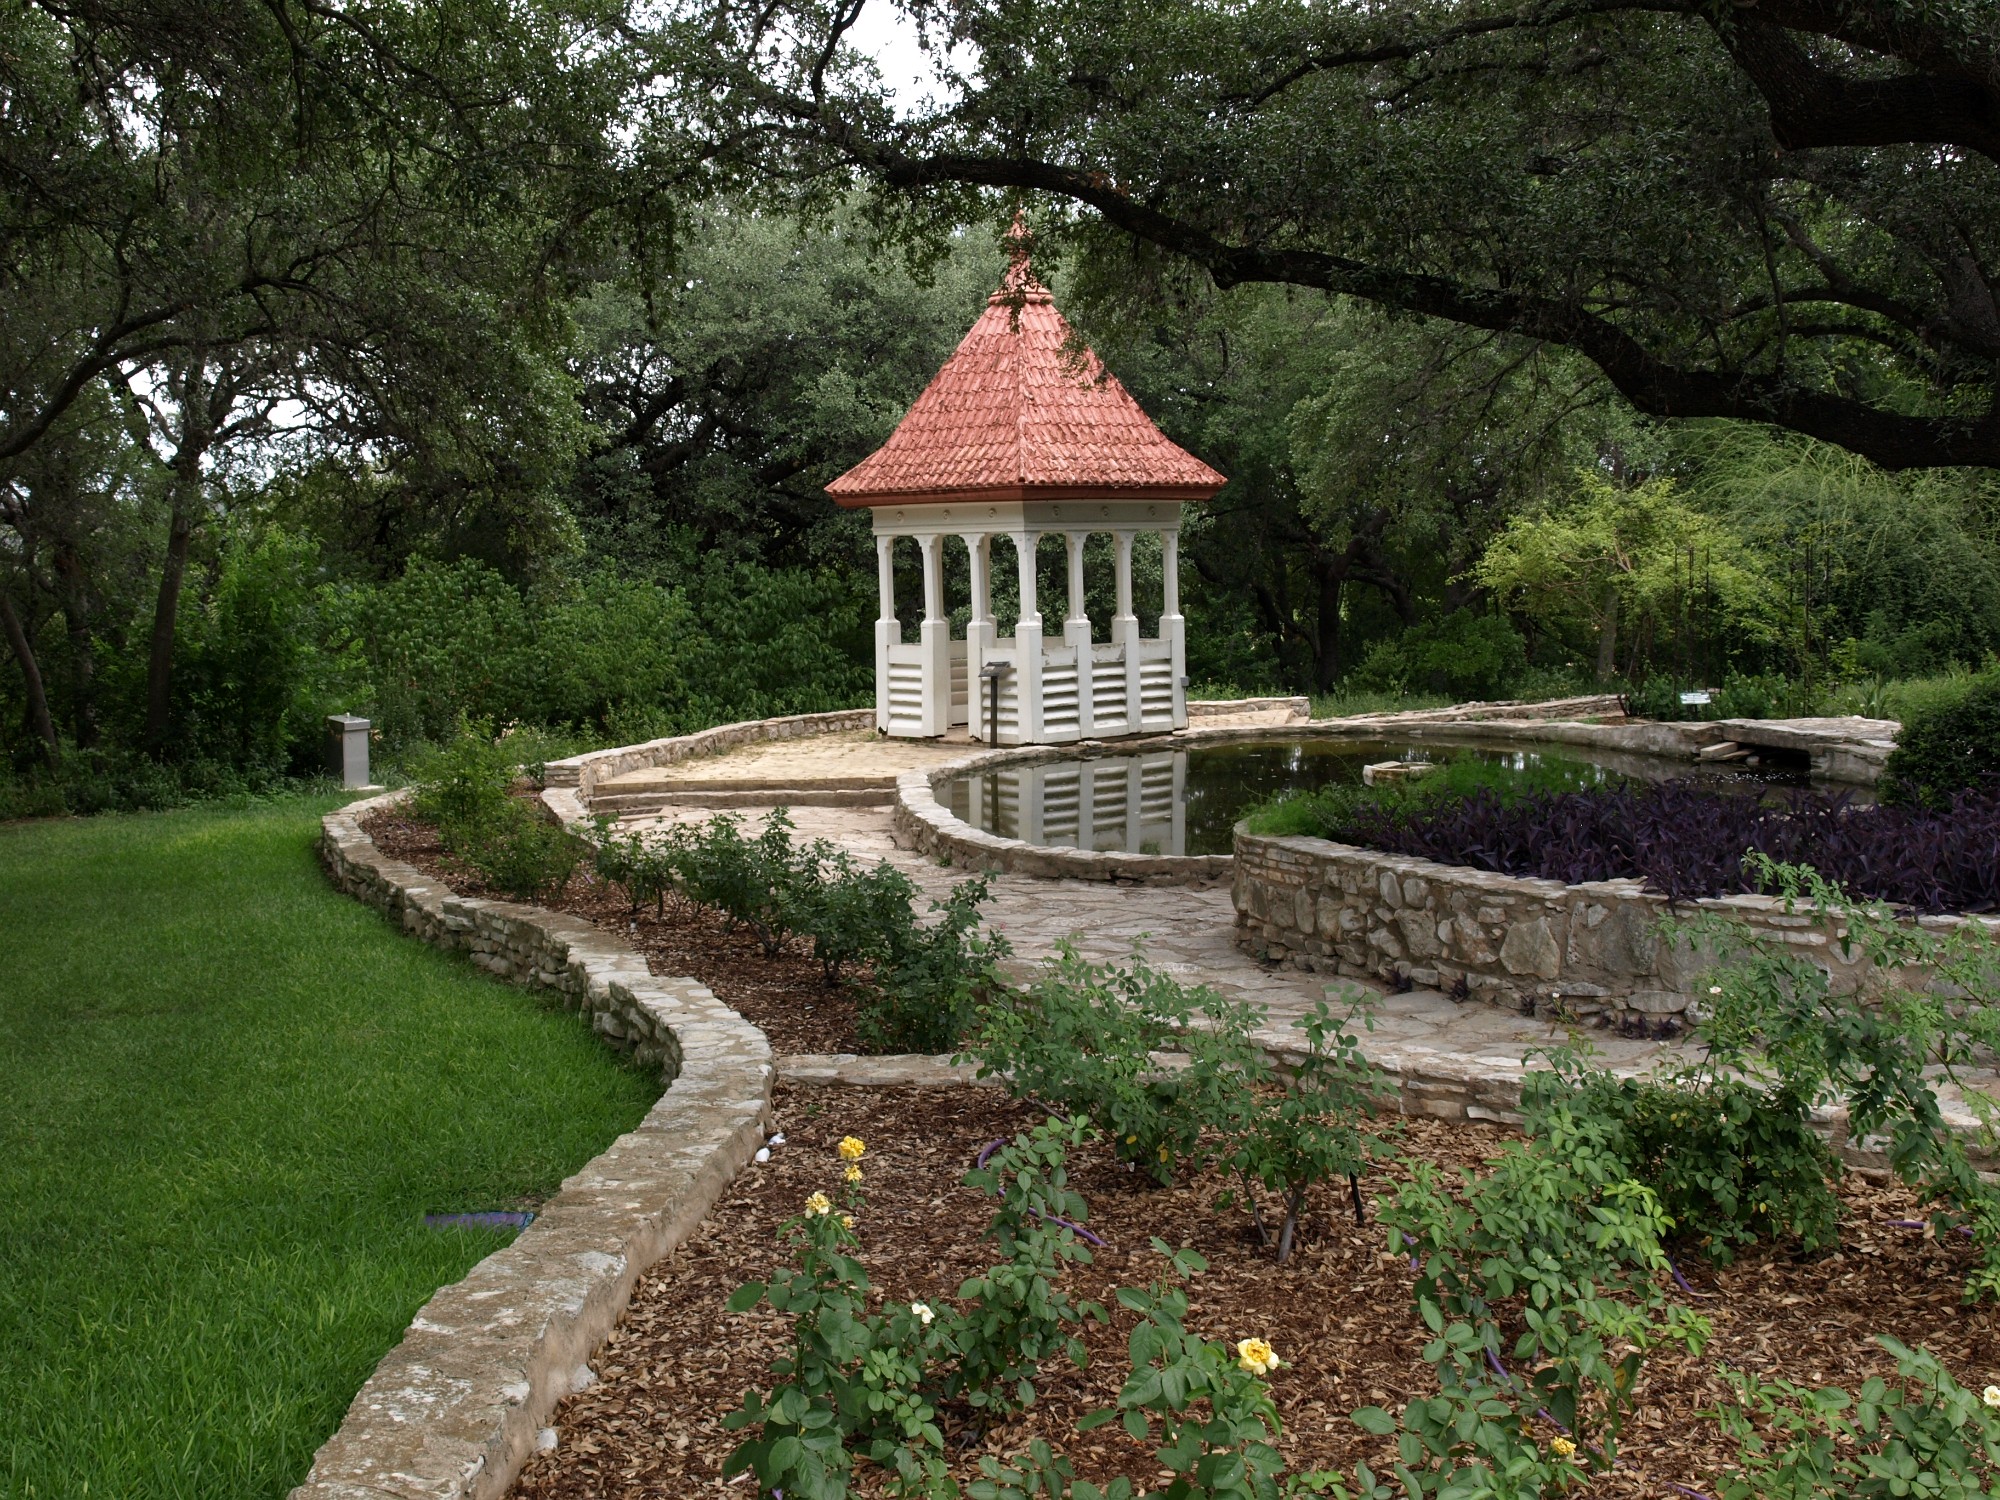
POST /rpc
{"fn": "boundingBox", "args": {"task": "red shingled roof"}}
[827,243,1225,507]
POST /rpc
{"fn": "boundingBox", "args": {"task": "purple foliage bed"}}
[1321,781,2000,914]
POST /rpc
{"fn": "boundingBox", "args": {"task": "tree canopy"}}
[676,0,2000,470]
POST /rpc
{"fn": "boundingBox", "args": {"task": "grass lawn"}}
[0,795,661,1500]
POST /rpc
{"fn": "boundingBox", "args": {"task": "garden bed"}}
[508,1081,1995,1500]
[1258,776,1998,914]
[364,806,869,1054]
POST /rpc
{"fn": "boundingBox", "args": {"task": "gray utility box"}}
[326,715,372,789]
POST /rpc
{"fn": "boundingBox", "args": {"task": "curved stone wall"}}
[295,794,773,1500]
[1233,827,1991,1028]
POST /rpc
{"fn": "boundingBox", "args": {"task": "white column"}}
[1012,531,1043,744]
[962,532,996,740]
[874,531,897,732]
[1063,531,1093,736]
[918,530,950,737]
[1111,529,1140,736]
[1161,527,1187,729]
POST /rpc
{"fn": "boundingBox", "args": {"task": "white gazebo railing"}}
[871,499,1188,745]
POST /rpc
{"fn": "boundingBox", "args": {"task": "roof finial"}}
[992,208,1051,306]
[1003,208,1032,268]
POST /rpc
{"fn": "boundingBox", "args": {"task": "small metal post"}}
[326,714,372,789]
[979,661,1011,744]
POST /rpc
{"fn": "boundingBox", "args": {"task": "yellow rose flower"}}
[804,1191,833,1217]
[843,1164,863,1184]
[1550,1437,1577,1459]
[837,1136,866,1162]
[839,1213,855,1230]
[1235,1338,1280,1376]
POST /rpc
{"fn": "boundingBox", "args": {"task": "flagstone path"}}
[611,801,1684,1123]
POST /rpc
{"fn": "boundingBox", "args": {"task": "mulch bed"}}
[509,1082,1996,1500]
[361,807,865,1053]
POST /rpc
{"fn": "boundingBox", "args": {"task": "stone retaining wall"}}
[543,708,877,800]
[1234,828,1991,1029]
[894,748,1234,885]
[296,794,773,1500]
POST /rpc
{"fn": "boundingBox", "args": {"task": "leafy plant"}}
[1668,857,2000,1297]
[1377,1112,1711,1481]
[970,1241,1345,1500]
[951,1116,1106,1415]
[1223,999,1384,1264]
[1709,1336,2000,1499]
[1880,669,2000,810]
[861,873,1013,1054]
[969,944,1266,1185]
[723,1142,955,1499]
[1521,1053,1840,1264]
[408,718,518,840]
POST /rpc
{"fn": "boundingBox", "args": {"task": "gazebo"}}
[827,230,1226,744]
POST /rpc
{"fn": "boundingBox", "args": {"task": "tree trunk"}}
[1594,584,1620,681]
[143,469,200,750]
[52,545,99,749]
[1313,568,1345,692]
[0,586,59,763]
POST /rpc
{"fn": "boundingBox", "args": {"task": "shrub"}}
[1668,858,2000,1297]
[593,810,1004,1054]
[1369,1119,1711,1487]
[1712,1336,2000,1499]
[1348,610,1527,701]
[950,1117,1106,1415]
[724,1122,1102,1498]
[463,812,589,901]
[1223,999,1382,1264]
[408,720,518,839]
[1880,670,2000,809]
[1524,1055,1839,1265]
[408,720,585,900]
[859,874,1011,1055]
[969,945,1267,1185]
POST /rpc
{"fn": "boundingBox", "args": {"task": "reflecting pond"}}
[937,738,1812,858]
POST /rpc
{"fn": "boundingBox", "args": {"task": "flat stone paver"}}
[596,708,1313,795]
[597,730,977,793]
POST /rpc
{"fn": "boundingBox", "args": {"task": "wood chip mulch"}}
[509,1083,1998,1500]
[361,807,865,1053]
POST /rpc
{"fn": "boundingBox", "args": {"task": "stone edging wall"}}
[295,793,774,1500]
[1233,827,1993,1027]
[893,742,1236,885]
[543,708,877,800]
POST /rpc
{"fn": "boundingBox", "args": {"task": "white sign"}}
[1679,690,1712,706]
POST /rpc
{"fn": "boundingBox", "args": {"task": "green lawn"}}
[0,796,660,1500]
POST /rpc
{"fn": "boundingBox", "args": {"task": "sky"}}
[844,2,973,114]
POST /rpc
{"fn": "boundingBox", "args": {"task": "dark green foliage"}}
[951,1117,1106,1415]
[592,812,1007,1054]
[1881,671,2000,809]
[970,945,1269,1185]
[1349,611,1527,701]
[859,874,1011,1055]
[1522,1060,1839,1263]
[347,560,871,753]
[409,723,587,900]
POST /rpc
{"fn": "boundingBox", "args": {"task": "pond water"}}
[937,738,1811,858]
